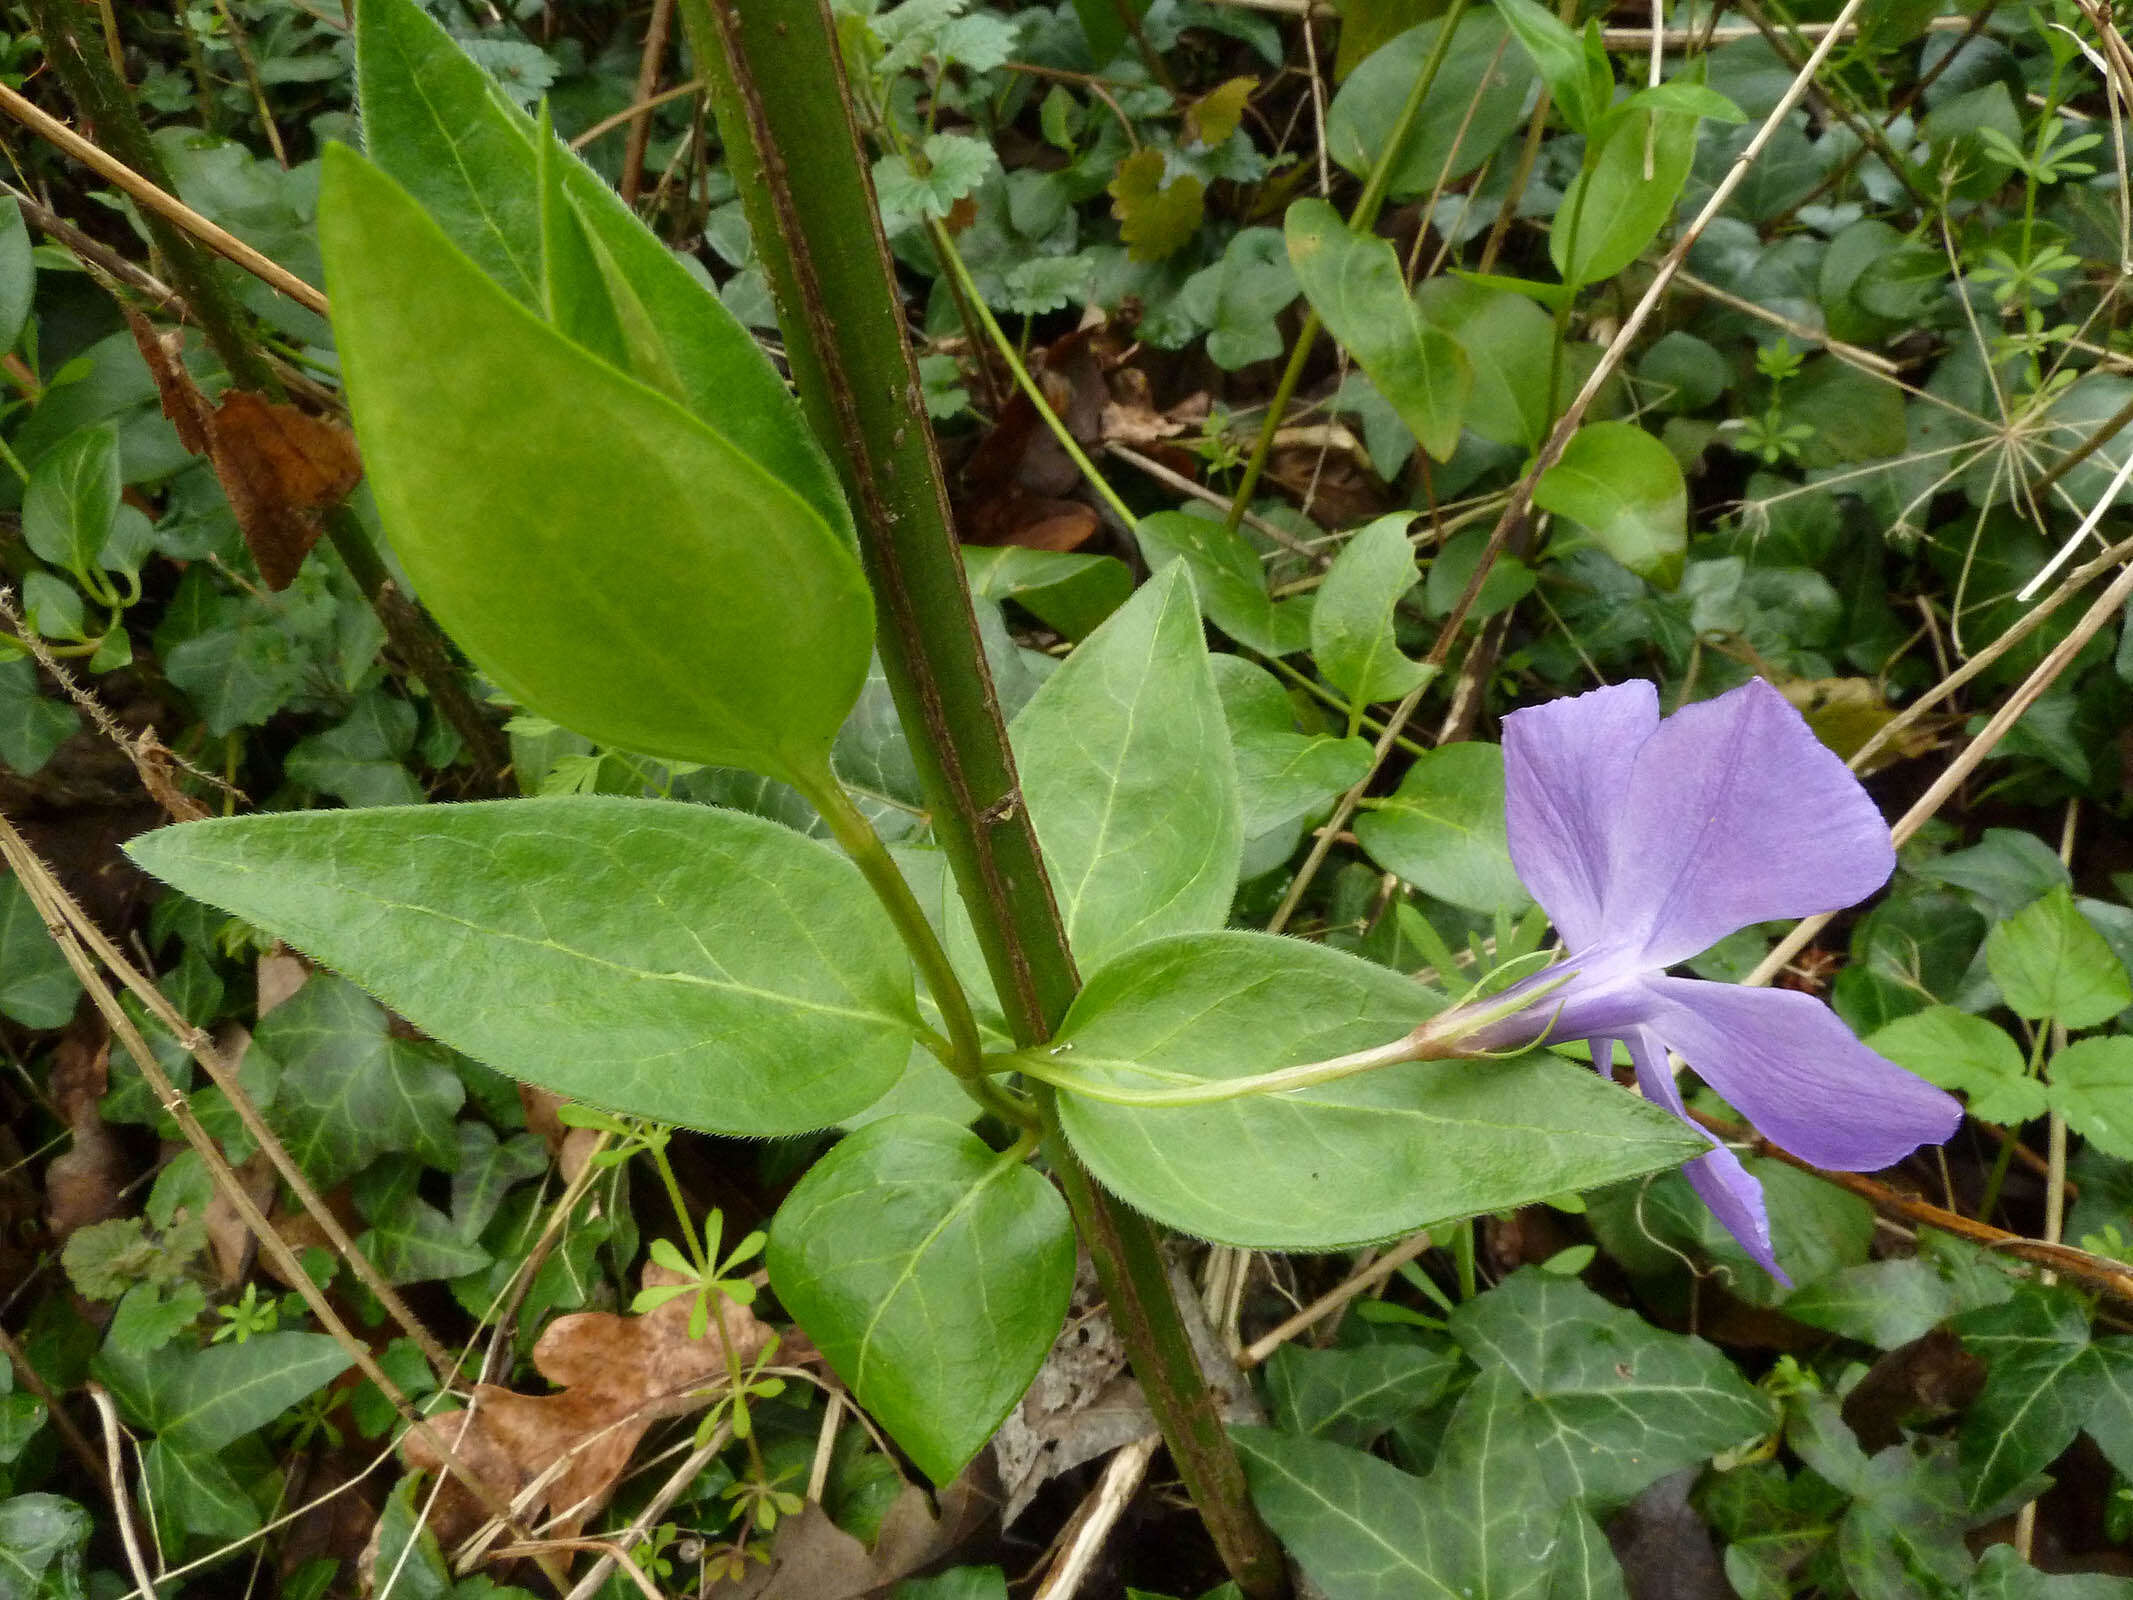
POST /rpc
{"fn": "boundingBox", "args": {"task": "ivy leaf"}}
[1986,887,2133,1029]
[1952,1285,2133,1512]
[874,133,999,231]
[142,1438,260,1543]
[1263,1337,1462,1449]
[1450,1269,1777,1506]
[94,1330,354,1453]
[1866,1008,2046,1128]
[0,1495,92,1599]
[0,873,82,1030]
[2048,1037,2133,1159]
[1109,149,1207,263]
[284,688,423,808]
[0,658,78,778]
[1310,515,1433,706]
[768,1116,1074,1484]
[455,37,557,107]
[248,976,466,1189]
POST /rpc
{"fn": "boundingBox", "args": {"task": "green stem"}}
[802,768,1034,1129]
[1220,0,1472,536]
[1013,1028,1427,1106]
[931,221,1138,531]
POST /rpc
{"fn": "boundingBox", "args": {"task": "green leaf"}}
[1986,887,2133,1029]
[1533,422,1688,587]
[2048,1037,2133,1161]
[1551,109,1700,289]
[874,133,999,229]
[353,0,847,537]
[1263,1338,1462,1448]
[1414,279,1557,449]
[125,797,920,1137]
[1494,0,1612,135]
[1966,1544,2133,1600]
[1179,228,1301,370]
[318,144,870,784]
[1866,1008,2046,1127]
[965,547,1132,643]
[1287,202,1471,462]
[1212,656,1373,838]
[1237,1367,1567,1598]
[0,1494,91,1600]
[1355,742,1527,914]
[94,1331,353,1453]
[1054,931,1702,1248]
[1953,1286,2133,1512]
[1327,12,1537,197]
[1310,514,1434,706]
[0,658,79,777]
[1547,1503,1629,1600]
[142,1437,260,1543]
[23,424,119,578]
[1784,1255,1993,1351]
[284,688,424,808]
[1450,1268,1776,1505]
[769,1116,1074,1484]
[0,873,80,1030]
[1134,509,1307,656]
[244,977,464,1188]
[1012,565,1242,971]
[1109,148,1207,263]
[0,197,34,354]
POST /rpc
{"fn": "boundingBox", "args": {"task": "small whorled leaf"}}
[318,145,872,783]
[1287,201,1471,462]
[1012,564,1242,971]
[1053,931,1702,1248]
[768,1116,1075,1484]
[126,798,920,1136]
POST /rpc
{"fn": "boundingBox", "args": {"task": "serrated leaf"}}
[1450,1268,1776,1505]
[1987,887,2133,1028]
[1866,1007,2045,1127]
[320,144,869,784]
[1287,202,1470,461]
[126,798,920,1137]
[1263,1338,1462,1448]
[2048,1036,2133,1159]
[875,133,999,230]
[94,1331,353,1453]
[1355,742,1527,914]
[1109,148,1206,263]
[1533,423,1687,586]
[1011,565,1242,971]
[769,1116,1074,1484]
[1310,514,1433,705]
[1054,931,1702,1248]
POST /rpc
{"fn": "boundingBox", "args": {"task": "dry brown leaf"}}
[43,1018,125,1245]
[518,1084,601,1184]
[704,1471,994,1599]
[124,308,362,590]
[204,1145,277,1287]
[399,1263,777,1552]
[255,948,309,1016]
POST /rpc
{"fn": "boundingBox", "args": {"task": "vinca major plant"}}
[113,0,1954,1578]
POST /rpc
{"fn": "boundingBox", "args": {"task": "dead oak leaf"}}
[123,308,362,590]
[399,1263,777,1551]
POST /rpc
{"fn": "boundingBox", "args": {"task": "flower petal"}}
[1628,1028,1784,1283]
[1605,677,1895,967]
[1502,680,1658,951]
[1645,977,1963,1170]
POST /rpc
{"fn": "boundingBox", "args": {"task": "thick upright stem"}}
[683,5,1285,1590]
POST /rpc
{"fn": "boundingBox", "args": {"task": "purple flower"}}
[1473,677,1961,1281]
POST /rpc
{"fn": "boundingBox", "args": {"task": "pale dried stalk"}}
[1237,1229,1434,1369]
[1032,1434,1162,1600]
[87,1383,159,1599]
[0,816,569,1595]
[0,82,329,316]
[559,1425,731,1600]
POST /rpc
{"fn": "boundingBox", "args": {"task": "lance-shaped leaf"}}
[1552,107,1700,289]
[318,146,871,783]
[1533,423,1687,587]
[768,1116,1075,1484]
[126,798,920,1136]
[1288,201,1471,461]
[1328,11,1537,197]
[1012,564,1242,971]
[1053,931,1702,1248]
[352,0,847,538]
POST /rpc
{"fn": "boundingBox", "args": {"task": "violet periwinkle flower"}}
[1452,677,1961,1281]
